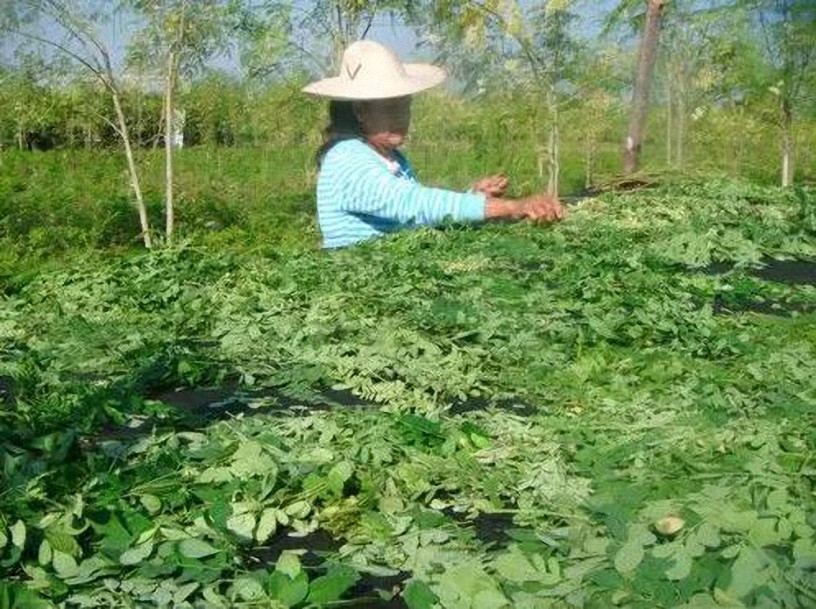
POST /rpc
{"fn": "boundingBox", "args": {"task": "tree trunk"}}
[111,86,152,249]
[676,92,685,168]
[584,130,595,190]
[731,100,740,176]
[546,85,560,196]
[623,0,667,174]
[164,50,177,244]
[665,77,673,166]
[781,100,793,187]
[153,112,164,151]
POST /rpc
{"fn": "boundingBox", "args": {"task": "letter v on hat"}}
[302,40,447,101]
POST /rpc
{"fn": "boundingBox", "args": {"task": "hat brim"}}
[302,64,447,100]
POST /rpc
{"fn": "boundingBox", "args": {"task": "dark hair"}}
[316,100,364,167]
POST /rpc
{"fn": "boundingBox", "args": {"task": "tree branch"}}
[360,0,378,40]
[6,28,110,88]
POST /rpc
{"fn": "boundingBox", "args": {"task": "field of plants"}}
[1,0,815,604]
[2,162,815,608]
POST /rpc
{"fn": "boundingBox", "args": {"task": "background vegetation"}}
[0,0,814,257]
[0,2,815,608]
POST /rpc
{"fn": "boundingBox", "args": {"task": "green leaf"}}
[276,551,302,579]
[52,550,80,579]
[45,529,80,556]
[712,588,744,607]
[765,489,790,512]
[178,538,219,559]
[173,582,200,605]
[202,584,228,608]
[306,564,359,605]
[727,548,768,599]
[231,441,277,478]
[62,556,110,586]
[665,548,693,581]
[747,518,780,547]
[721,544,741,559]
[256,508,278,543]
[96,512,132,555]
[777,517,793,541]
[0,528,7,550]
[614,541,644,575]
[227,512,256,540]
[284,501,311,519]
[327,461,354,495]
[140,495,162,514]
[494,546,551,583]
[629,523,657,546]
[0,582,52,609]
[652,541,679,559]
[38,540,53,566]
[404,580,437,609]
[10,521,25,549]
[692,522,721,549]
[268,570,309,606]
[685,539,705,559]
[119,540,154,565]
[233,575,266,602]
[793,538,816,566]
[328,461,353,483]
[473,588,510,609]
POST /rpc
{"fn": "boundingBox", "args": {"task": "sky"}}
[1,1,423,75]
[3,0,616,79]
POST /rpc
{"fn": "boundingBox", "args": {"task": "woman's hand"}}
[485,193,566,223]
[518,194,566,222]
[473,175,509,197]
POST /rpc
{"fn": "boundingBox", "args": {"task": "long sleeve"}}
[328,141,486,226]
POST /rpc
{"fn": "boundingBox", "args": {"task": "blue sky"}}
[2,1,422,73]
[4,0,615,77]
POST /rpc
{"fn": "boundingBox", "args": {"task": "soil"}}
[752,261,816,285]
[247,529,410,608]
[471,511,519,546]
[0,375,14,405]
[91,384,377,444]
[561,178,659,205]
[512,261,556,274]
[348,571,411,609]
[443,507,522,547]
[712,294,816,317]
[449,396,536,417]
[247,528,342,569]
[704,259,816,286]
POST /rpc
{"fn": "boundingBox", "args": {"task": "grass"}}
[1,175,815,608]
[5,85,813,268]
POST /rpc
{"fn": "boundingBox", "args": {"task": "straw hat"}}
[302,40,447,101]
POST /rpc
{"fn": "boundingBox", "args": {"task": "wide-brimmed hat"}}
[302,40,447,101]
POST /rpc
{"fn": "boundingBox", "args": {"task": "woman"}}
[303,40,565,249]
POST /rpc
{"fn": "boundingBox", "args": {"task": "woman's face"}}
[355,96,412,150]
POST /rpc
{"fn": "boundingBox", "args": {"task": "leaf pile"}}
[1,180,815,608]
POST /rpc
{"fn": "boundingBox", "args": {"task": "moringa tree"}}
[418,0,584,195]
[127,0,243,244]
[748,0,816,186]
[294,0,419,70]
[1,0,153,246]
[614,0,669,175]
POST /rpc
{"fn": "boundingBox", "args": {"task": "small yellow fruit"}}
[655,516,685,536]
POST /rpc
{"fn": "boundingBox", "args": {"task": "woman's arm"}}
[485,196,565,221]
[334,147,486,225]
[326,141,564,225]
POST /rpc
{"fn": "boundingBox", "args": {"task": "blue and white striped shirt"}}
[317,139,487,249]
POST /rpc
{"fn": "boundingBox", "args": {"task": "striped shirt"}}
[317,138,487,249]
